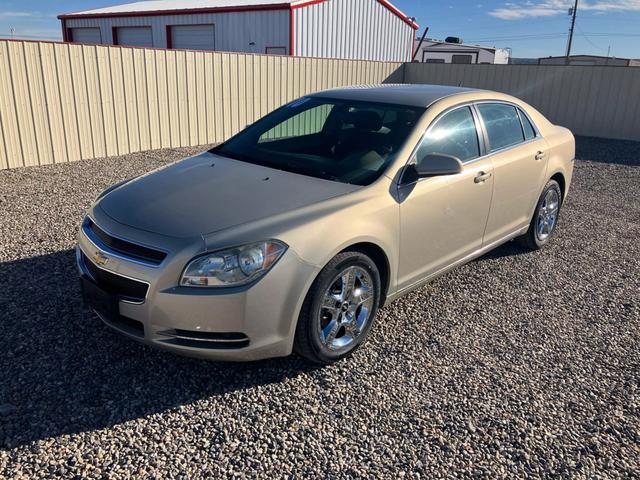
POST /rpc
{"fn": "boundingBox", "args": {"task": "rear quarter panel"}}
[504,98,575,201]
[542,125,575,201]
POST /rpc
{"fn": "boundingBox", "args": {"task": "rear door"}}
[475,103,549,245]
[397,105,494,290]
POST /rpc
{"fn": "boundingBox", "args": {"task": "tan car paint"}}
[78,88,574,361]
[396,155,495,289]
[282,91,575,300]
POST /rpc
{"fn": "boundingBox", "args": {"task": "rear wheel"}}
[518,180,562,250]
[294,251,381,364]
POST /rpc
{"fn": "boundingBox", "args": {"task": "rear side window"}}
[417,106,480,162]
[518,109,537,140]
[477,103,525,152]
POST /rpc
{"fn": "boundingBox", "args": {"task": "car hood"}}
[98,151,360,238]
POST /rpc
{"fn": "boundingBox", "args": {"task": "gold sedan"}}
[78,85,574,364]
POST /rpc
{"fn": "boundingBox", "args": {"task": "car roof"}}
[310,84,482,108]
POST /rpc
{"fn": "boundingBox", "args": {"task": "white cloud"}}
[489,0,640,19]
[0,11,33,18]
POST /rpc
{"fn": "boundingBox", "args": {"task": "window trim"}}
[399,102,487,185]
[516,106,538,141]
[397,100,543,186]
[473,100,541,155]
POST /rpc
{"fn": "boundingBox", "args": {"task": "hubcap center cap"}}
[341,301,350,312]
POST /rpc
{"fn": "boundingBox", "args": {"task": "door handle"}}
[474,171,492,184]
[535,151,545,160]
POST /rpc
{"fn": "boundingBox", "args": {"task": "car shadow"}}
[0,250,322,449]
[475,240,531,261]
[575,136,640,166]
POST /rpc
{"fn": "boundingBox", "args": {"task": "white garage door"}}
[170,25,215,51]
[115,27,153,48]
[70,28,101,44]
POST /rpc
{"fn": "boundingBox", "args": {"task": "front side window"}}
[214,98,424,186]
[416,106,480,163]
[477,103,525,152]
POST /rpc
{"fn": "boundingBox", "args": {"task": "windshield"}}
[213,97,424,186]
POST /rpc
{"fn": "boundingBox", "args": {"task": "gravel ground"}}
[1,137,639,478]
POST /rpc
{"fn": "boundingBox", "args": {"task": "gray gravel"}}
[1,138,639,478]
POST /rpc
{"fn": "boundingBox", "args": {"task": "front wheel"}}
[294,251,381,364]
[518,179,563,250]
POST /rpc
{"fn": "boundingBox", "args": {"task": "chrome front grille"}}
[80,252,149,303]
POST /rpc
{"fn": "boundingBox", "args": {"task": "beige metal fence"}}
[0,40,403,169]
[404,63,640,142]
[1,40,639,170]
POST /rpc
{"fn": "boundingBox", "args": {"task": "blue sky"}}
[1,0,639,58]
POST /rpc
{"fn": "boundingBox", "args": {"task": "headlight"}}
[180,240,288,288]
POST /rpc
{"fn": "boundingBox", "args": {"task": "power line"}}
[576,25,606,53]
[466,33,567,42]
[580,32,640,37]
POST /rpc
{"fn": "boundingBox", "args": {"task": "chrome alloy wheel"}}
[317,266,375,352]
[537,188,560,241]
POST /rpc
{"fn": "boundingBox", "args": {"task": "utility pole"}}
[565,0,579,64]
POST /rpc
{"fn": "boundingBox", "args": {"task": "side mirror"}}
[415,153,463,177]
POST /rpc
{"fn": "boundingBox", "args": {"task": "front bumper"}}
[77,215,319,361]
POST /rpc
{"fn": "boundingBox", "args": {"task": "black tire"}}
[294,251,381,365]
[518,179,563,250]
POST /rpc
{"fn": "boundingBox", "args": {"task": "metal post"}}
[412,26,430,62]
[565,0,579,64]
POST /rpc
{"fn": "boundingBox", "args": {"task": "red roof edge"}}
[377,0,419,30]
[58,0,419,29]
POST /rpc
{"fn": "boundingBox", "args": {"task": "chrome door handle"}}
[535,151,545,160]
[474,171,492,183]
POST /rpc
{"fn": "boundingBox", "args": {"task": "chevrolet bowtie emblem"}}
[93,251,109,267]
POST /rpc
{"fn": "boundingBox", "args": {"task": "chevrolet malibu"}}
[78,85,575,364]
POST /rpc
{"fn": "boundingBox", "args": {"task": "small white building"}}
[59,0,418,61]
[414,38,510,65]
[538,55,640,67]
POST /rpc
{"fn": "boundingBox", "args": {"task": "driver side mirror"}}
[415,153,463,177]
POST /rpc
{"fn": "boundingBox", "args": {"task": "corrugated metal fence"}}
[0,40,403,169]
[1,40,639,170]
[404,63,640,142]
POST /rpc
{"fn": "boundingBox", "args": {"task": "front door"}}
[397,106,494,290]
